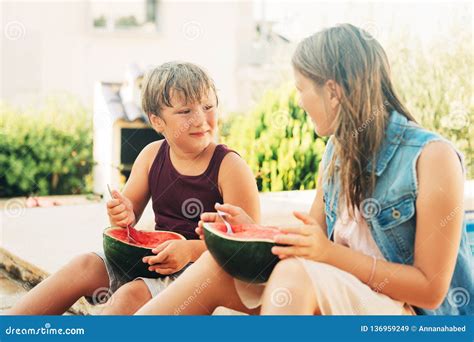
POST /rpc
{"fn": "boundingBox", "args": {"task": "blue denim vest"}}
[322,111,473,315]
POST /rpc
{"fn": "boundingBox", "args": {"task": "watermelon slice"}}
[103,227,185,279]
[202,223,282,283]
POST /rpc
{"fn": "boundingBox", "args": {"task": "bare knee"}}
[64,253,108,292]
[99,280,151,315]
[111,280,151,305]
[270,258,307,279]
[267,258,312,296]
[66,253,104,274]
[262,258,316,314]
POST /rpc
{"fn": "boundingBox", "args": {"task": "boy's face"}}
[150,89,218,153]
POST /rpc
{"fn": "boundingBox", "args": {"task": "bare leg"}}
[8,253,109,315]
[260,258,318,315]
[136,251,259,315]
[100,279,151,315]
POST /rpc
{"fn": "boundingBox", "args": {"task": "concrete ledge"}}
[0,247,98,315]
[1,184,472,315]
[0,191,313,315]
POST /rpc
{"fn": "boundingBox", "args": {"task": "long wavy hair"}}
[292,23,417,215]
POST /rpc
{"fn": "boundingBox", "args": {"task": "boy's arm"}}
[185,152,261,262]
[218,152,261,224]
[121,140,163,225]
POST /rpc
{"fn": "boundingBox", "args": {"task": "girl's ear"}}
[149,113,166,133]
[325,80,342,110]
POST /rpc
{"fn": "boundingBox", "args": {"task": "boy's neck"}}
[169,142,214,163]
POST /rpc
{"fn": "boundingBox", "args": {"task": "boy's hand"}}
[106,190,135,228]
[142,240,192,275]
[195,203,255,240]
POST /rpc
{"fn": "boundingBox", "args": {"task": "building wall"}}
[0,0,255,112]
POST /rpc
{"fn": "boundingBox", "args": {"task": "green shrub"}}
[115,15,139,28]
[220,85,327,192]
[221,29,473,192]
[388,29,473,178]
[0,96,93,197]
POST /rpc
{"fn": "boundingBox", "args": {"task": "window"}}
[89,0,158,31]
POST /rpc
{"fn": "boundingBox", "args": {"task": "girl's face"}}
[150,89,218,154]
[293,68,339,136]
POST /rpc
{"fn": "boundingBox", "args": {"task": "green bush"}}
[220,85,327,192]
[0,96,93,197]
[221,29,473,192]
[388,29,473,179]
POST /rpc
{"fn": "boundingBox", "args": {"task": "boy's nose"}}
[191,109,206,126]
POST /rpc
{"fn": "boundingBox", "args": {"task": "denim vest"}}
[322,111,473,315]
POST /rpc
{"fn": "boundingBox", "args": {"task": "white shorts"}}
[85,251,193,304]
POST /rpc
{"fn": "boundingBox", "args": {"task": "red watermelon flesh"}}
[211,223,281,240]
[107,228,183,248]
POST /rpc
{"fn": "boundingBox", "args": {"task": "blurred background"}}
[0,0,472,197]
[0,0,472,314]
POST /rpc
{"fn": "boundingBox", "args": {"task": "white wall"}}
[0,0,255,112]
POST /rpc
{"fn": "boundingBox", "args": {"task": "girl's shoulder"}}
[401,121,443,146]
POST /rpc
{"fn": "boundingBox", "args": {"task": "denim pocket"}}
[373,196,415,231]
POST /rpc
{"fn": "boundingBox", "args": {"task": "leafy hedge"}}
[220,85,327,192]
[1,28,470,197]
[221,28,473,191]
[389,29,473,179]
[0,96,93,197]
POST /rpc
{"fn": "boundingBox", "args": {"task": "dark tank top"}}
[148,140,236,240]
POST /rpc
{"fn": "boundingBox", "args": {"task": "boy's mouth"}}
[189,130,210,137]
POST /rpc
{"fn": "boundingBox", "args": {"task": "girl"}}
[136,24,473,316]
[8,62,260,315]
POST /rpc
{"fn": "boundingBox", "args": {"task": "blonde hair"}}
[141,61,218,117]
[292,23,417,214]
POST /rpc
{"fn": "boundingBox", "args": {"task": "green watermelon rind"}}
[202,222,280,283]
[102,227,185,279]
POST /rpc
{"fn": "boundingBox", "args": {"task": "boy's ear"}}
[149,113,165,133]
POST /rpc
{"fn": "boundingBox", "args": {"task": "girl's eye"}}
[204,105,213,111]
[178,110,191,114]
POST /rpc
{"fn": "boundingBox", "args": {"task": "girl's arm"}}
[322,141,464,309]
[309,160,328,235]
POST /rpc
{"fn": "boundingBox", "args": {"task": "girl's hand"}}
[142,240,191,275]
[106,190,135,228]
[272,211,333,262]
[195,203,255,240]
